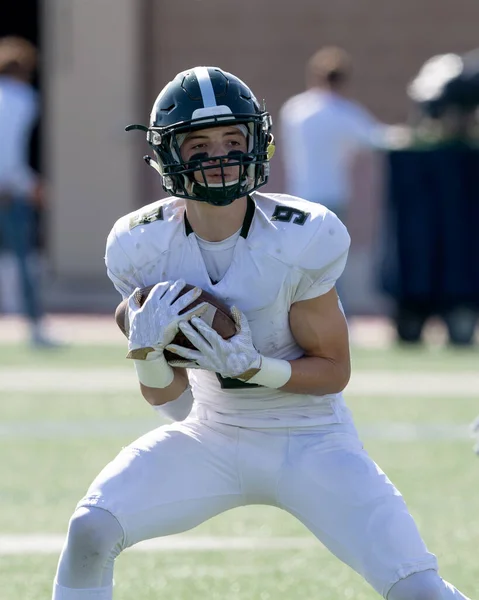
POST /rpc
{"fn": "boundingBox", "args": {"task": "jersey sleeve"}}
[292,210,351,303]
[104,222,142,300]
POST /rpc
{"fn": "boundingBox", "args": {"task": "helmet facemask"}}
[146,112,273,206]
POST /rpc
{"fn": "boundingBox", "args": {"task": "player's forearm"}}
[140,367,190,406]
[242,353,349,396]
[280,355,350,396]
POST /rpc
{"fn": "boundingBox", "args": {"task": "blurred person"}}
[52,67,470,600]
[0,36,57,347]
[408,50,479,450]
[407,51,479,143]
[382,51,479,347]
[279,46,391,225]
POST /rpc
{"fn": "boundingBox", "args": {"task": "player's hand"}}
[127,279,208,360]
[166,306,262,379]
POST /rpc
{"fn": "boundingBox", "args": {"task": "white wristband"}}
[133,352,174,388]
[247,356,292,388]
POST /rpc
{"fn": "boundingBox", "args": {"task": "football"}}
[115,283,237,362]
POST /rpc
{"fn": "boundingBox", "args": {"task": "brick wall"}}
[147,0,479,141]
[141,1,479,313]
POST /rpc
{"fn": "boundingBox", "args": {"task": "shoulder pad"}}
[129,205,164,229]
[105,197,184,280]
[251,192,350,271]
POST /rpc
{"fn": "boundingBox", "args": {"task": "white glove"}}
[127,279,208,360]
[166,306,262,379]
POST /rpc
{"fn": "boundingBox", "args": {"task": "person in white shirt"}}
[0,36,56,347]
[279,46,389,223]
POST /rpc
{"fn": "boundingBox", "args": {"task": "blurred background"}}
[0,2,478,599]
[0,0,478,337]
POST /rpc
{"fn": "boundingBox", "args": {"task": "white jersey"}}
[105,191,351,427]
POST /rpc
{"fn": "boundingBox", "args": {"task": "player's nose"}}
[207,141,230,162]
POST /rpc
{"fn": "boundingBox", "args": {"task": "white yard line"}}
[0,534,316,555]
[360,423,472,440]
[0,420,473,440]
[1,369,478,396]
[0,368,476,439]
[0,420,153,438]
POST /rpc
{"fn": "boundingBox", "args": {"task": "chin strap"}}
[144,155,163,175]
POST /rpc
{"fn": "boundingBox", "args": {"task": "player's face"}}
[181,126,248,185]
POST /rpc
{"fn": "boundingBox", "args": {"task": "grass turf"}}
[0,342,477,599]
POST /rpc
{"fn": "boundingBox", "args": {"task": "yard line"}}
[0,419,153,438]
[1,369,479,396]
[361,423,471,441]
[0,420,472,440]
[0,534,317,555]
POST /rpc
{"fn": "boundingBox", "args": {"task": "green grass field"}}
[0,341,478,599]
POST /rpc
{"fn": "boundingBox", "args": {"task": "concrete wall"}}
[43,0,479,312]
[42,0,145,309]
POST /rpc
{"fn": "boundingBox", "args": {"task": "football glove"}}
[166,306,262,379]
[127,279,208,360]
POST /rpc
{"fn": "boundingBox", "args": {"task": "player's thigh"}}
[77,418,243,548]
[278,424,437,598]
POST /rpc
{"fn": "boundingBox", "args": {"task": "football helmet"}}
[126,66,274,206]
[408,52,479,119]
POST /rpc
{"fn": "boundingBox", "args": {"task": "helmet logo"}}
[191,105,233,121]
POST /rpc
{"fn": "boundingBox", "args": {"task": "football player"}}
[52,67,470,600]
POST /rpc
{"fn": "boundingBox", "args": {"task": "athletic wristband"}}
[133,352,174,388]
[245,356,292,388]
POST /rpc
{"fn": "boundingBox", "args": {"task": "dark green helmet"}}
[408,52,479,119]
[127,66,274,206]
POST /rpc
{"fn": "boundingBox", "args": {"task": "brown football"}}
[115,283,237,362]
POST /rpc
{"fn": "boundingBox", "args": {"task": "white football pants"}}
[55,416,449,598]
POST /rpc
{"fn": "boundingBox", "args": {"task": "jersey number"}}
[271,206,309,226]
[129,206,164,230]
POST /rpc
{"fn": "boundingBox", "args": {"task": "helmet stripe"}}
[195,67,217,108]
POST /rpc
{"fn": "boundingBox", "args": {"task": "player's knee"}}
[387,569,445,600]
[66,506,124,563]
